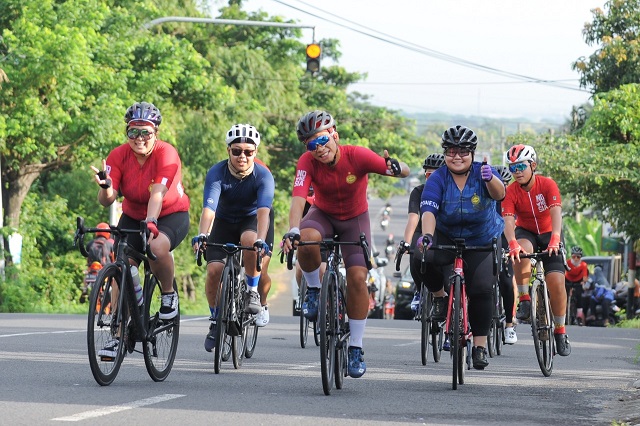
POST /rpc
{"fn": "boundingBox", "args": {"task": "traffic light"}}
[306,43,321,74]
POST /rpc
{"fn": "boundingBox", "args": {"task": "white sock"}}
[348,318,366,348]
[303,267,321,289]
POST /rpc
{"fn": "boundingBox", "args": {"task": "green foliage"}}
[573,0,640,94]
[563,215,602,256]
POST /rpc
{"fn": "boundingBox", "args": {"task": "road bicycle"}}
[284,233,372,396]
[518,246,567,377]
[395,246,444,365]
[421,237,498,390]
[197,242,261,373]
[74,217,180,386]
[488,251,509,358]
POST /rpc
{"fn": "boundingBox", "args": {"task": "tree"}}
[572,0,640,94]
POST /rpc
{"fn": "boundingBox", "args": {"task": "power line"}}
[272,0,588,92]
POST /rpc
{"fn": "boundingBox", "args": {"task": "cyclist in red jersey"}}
[501,144,571,356]
[91,102,190,331]
[282,110,409,378]
[565,246,589,325]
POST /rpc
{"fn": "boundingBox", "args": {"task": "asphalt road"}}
[1,195,639,425]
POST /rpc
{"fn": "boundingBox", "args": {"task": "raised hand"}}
[90,159,111,189]
[481,156,493,182]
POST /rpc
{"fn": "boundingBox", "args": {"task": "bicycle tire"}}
[335,283,347,390]
[221,334,232,362]
[433,320,444,363]
[495,296,504,356]
[299,277,309,348]
[531,279,554,377]
[319,271,337,395]
[214,268,232,374]
[87,263,125,386]
[231,334,243,369]
[143,276,180,382]
[243,316,259,358]
[420,287,431,365]
[487,318,496,358]
[451,275,461,390]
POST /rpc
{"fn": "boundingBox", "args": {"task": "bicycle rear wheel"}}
[420,287,431,365]
[531,279,554,377]
[221,334,232,362]
[433,320,444,363]
[87,264,125,386]
[214,269,232,374]
[243,316,259,358]
[495,296,505,356]
[299,277,309,348]
[451,276,461,390]
[319,271,337,395]
[143,277,180,382]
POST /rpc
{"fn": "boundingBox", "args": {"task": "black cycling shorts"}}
[514,227,565,274]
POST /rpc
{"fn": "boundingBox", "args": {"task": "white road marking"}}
[51,394,185,422]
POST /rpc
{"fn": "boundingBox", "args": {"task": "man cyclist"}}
[281,110,409,378]
[501,144,571,356]
[415,125,505,370]
[193,124,274,352]
[494,165,517,344]
[397,153,445,313]
[91,102,190,357]
[565,245,589,325]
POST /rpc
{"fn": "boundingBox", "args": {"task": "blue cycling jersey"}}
[202,160,275,223]
[420,162,503,246]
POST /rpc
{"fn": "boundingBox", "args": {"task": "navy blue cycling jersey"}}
[420,162,503,246]
[202,160,275,223]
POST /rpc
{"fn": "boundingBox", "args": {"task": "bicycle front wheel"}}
[451,275,461,390]
[319,271,337,395]
[531,279,554,376]
[214,269,232,374]
[420,287,431,366]
[143,277,180,382]
[87,264,125,386]
[243,316,259,359]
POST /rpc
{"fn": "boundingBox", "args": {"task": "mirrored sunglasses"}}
[509,163,528,173]
[126,128,154,140]
[444,147,471,158]
[306,135,331,151]
[230,147,256,157]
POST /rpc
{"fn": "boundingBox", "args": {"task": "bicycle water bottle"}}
[131,266,143,306]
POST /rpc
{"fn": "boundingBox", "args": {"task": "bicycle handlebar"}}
[74,216,157,261]
[516,244,568,270]
[281,232,372,271]
[420,237,499,275]
[196,242,262,272]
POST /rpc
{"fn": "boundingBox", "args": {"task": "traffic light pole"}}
[144,16,316,41]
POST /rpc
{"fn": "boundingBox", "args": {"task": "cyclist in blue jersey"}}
[414,125,505,370]
[192,124,275,353]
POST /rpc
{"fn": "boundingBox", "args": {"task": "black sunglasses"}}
[230,147,256,157]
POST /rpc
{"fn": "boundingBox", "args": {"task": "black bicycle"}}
[197,242,260,373]
[298,275,320,348]
[488,251,508,358]
[395,246,444,365]
[284,233,372,395]
[74,217,180,386]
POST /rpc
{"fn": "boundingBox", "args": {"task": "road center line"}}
[52,394,185,422]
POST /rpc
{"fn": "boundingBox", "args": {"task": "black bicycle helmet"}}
[296,110,335,142]
[441,125,478,150]
[124,102,162,127]
[571,246,583,256]
[494,165,513,183]
[423,153,445,170]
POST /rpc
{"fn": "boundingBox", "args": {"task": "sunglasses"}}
[444,147,471,158]
[571,254,582,259]
[509,163,528,173]
[306,135,331,151]
[127,128,154,140]
[230,147,256,157]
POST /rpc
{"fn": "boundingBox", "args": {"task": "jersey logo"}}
[346,173,356,184]
[294,170,307,187]
[535,193,548,212]
[471,193,480,205]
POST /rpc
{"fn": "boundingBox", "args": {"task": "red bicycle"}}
[422,237,498,390]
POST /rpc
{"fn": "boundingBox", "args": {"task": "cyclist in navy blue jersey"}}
[193,124,275,353]
[414,125,505,370]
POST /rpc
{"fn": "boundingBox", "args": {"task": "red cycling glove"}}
[146,221,159,238]
[547,233,561,254]
[508,239,523,260]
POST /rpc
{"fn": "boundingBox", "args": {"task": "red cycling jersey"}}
[106,140,190,221]
[565,261,588,282]
[292,145,390,220]
[501,175,561,235]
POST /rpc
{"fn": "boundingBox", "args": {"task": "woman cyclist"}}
[91,102,190,356]
[502,144,571,356]
[414,124,505,370]
[397,153,445,313]
[565,245,589,325]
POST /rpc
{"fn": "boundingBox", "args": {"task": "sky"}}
[209,0,607,122]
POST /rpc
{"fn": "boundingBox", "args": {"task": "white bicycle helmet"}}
[226,124,261,147]
[506,144,536,164]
